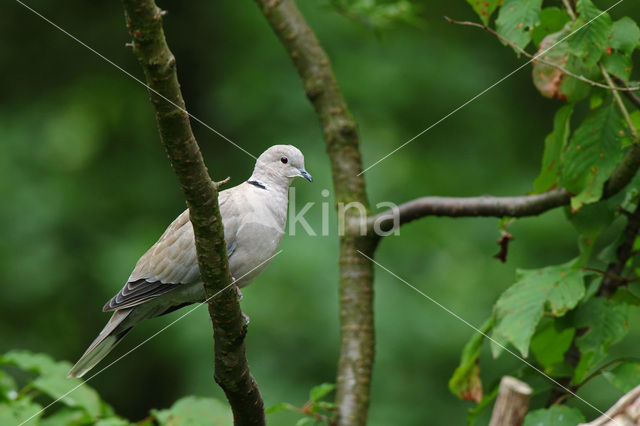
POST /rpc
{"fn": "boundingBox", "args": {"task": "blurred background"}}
[1,1,639,425]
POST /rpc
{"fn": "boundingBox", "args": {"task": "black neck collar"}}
[247,180,267,190]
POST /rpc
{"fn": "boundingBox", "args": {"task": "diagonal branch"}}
[121,1,264,424]
[370,143,640,233]
[252,1,377,425]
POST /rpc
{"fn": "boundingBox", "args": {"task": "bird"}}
[68,145,313,378]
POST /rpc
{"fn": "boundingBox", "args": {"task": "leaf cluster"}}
[452,0,640,424]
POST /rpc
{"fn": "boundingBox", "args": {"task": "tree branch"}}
[121,1,264,424]
[252,1,377,425]
[598,203,640,298]
[370,143,640,233]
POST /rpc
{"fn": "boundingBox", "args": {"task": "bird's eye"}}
[280,156,288,164]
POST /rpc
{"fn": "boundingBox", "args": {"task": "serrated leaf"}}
[602,362,640,393]
[309,383,336,402]
[610,17,640,54]
[496,0,543,52]
[530,322,575,370]
[531,7,570,47]
[523,405,585,426]
[602,51,633,81]
[561,103,626,210]
[449,317,494,402]
[491,262,584,358]
[567,0,612,67]
[466,0,502,26]
[573,297,629,384]
[558,53,595,102]
[1,351,103,418]
[152,396,232,426]
[534,105,573,192]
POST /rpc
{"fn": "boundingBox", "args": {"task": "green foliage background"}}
[1,0,639,425]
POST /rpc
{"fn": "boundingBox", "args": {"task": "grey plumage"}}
[68,145,312,378]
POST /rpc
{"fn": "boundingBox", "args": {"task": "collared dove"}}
[68,145,312,378]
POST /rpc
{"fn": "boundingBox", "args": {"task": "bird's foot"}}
[235,285,243,301]
[242,312,250,325]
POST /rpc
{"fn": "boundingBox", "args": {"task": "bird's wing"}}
[104,189,239,312]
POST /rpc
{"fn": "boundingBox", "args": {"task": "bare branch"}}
[444,16,640,93]
[252,1,376,424]
[370,143,640,233]
[121,1,264,423]
[580,384,640,426]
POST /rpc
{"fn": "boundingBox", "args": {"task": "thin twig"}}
[601,63,639,139]
[444,16,640,92]
[563,0,577,20]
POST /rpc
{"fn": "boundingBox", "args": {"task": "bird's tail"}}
[67,309,133,378]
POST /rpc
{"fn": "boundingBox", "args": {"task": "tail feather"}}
[68,309,133,378]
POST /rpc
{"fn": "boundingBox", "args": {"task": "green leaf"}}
[309,383,336,402]
[573,297,629,384]
[602,51,633,81]
[534,105,574,192]
[531,7,570,47]
[466,0,502,26]
[152,396,232,426]
[610,17,640,54]
[491,262,585,358]
[0,398,43,424]
[558,53,595,102]
[561,103,626,210]
[265,402,297,415]
[530,322,575,371]
[603,362,640,393]
[523,405,585,426]
[496,0,543,51]
[449,317,493,402]
[532,26,596,102]
[567,0,612,67]
[1,351,104,418]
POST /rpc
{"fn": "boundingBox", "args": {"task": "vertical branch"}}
[120,1,264,424]
[252,1,377,424]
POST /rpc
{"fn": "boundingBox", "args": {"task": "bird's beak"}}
[298,168,313,182]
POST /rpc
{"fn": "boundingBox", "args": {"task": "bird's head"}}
[250,145,313,188]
